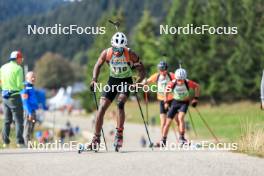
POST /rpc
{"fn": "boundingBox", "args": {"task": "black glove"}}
[192,101,198,107]
[90,79,97,92]
[191,97,199,107]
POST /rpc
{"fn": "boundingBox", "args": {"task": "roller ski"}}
[178,136,191,147]
[78,135,100,154]
[154,137,167,148]
[113,128,123,152]
[179,139,202,149]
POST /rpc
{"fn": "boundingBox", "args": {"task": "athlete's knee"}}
[161,122,166,128]
[164,121,170,128]
[99,105,107,113]
[178,113,185,121]
[161,119,166,127]
[117,100,125,110]
[99,97,110,110]
[98,103,108,113]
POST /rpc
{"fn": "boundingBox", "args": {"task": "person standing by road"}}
[1,51,25,147]
[21,71,38,145]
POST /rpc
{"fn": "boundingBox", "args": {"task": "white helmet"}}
[111,32,127,48]
[175,68,187,80]
[10,51,22,59]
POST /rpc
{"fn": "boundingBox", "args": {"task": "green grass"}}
[108,101,264,142]
[236,123,264,157]
[0,119,17,148]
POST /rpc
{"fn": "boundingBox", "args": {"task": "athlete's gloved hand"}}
[191,98,198,107]
[90,80,97,92]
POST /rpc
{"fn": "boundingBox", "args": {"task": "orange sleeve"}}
[188,80,199,89]
[166,80,175,90]
[147,73,159,83]
[169,72,175,80]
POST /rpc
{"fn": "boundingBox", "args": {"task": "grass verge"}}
[236,120,264,157]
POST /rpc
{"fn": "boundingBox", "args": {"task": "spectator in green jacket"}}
[1,51,24,147]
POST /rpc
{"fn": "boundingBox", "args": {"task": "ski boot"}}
[179,136,189,147]
[78,134,100,154]
[113,128,123,152]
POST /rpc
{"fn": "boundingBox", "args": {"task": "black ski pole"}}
[144,92,149,125]
[135,93,154,149]
[92,90,108,151]
[194,107,219,143]
[108,20,120,31]
[188,110,198,137]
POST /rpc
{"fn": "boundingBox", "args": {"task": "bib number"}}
[112,66,128,74]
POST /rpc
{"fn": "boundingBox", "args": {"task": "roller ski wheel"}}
[189,142,202,149]
[180,142,191,147]
[153,141,166,148]
[149,142,154,148]
[78,135,100,154]
[78,144,86,154]
[114,145,120,152]
[153,143,160,148]
[179,137,190,147]
[77,143,100,154]
[154,137,166,148]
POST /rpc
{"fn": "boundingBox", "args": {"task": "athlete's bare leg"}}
[116,94,128,129]
[94,97,111,135]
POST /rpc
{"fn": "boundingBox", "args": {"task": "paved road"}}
[0,148,263,176]
[41,111,186,147]
[0,111,263,176]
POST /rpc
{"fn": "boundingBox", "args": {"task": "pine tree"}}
[132,10,160,75]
